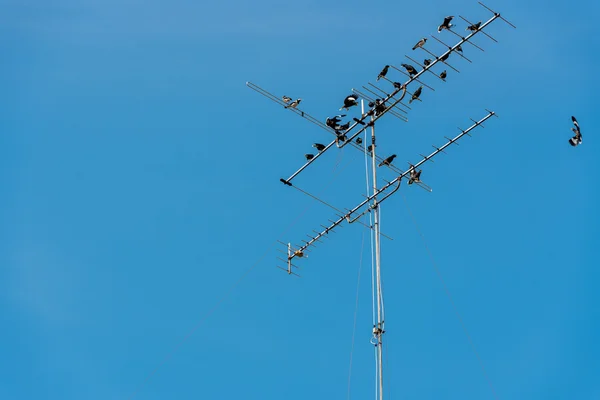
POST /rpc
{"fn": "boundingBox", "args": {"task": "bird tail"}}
[437,26,442,33]
[409,98,413,104]
[412,45,417,50]
[569,137,581,146]
[378,162,384,167]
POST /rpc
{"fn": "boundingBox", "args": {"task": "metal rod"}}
[287,110,495,262]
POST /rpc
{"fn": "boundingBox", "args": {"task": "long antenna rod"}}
[369,101,385,400]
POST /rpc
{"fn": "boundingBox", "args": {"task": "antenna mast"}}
[248,3,515,399]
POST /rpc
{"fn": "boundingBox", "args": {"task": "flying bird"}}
[377,65,389,81]
[423,59,432,66]
[438,16,454,32]
[401,63,418,77]
[440,70,447,81]
[408,164,422,184]
[569,116,582,146]
[326,114,346,129]
[340,94,359,110]
[282,95,292,103]
[305,154,314,161]
[412,38,427,50]
[313,143,325,152]
[379,154,397,167]
[466,21,482,32]
[285,99,301,110]
[409,86,423,103]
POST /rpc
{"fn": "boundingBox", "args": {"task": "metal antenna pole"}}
[368,103,385,400]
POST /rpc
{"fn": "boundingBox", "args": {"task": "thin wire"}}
[347,228,366,400]
[400,192,500,400]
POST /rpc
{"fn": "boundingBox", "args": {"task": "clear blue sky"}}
[1,0,598,399]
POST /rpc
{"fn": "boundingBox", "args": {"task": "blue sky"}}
[1,0,598,399]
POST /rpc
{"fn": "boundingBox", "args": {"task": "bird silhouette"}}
[466,21,482,32]
[412,38,427,50]
[409,86,423,103]
[378,154,397,167]
[438,16,454,32]
[569,116,583,146]
[313,143,326,151]
[377,65,389,81]
[340,94,359,110]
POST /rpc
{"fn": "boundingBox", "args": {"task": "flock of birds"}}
[279,14,583,189]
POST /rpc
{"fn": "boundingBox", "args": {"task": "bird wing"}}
[571,116,580,132]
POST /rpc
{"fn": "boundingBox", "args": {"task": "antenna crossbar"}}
[286,110,496,262]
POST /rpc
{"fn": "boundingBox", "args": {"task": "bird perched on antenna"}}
[569,116,582,146]
[408,164,422,184]
[424,59,432,66]
[412,38,427,50]
[285,99,301,109]
[393,82,404,89]
[440,70,447,81]
[313,143,325,152]
[401,63,418,77]
[409,86,423,103]
[379,154,397,167]
[466,21,482,31]
[456,44,463,53]
[305,154,314,161]
[439,52,450,62]
[438,16,454,32]
[377,65,389,81]
[340,94,359,110]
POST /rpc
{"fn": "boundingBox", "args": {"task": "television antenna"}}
[247,3,515,399]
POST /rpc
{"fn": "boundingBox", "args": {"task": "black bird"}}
[423,59,432,66]
[305,154,314,161]
[336,132,347,143]
[367,145,373,153]
[282,95,292,103]
[466,21,482,32]
[353,117,366,125]
[326,114,346,129]
[374,99,386,116]
[338,121,351,131]
[439,52,450,62]
[438,16,454,32]
[456,44,463,53]
[340,94,359,110]
[401,63,418,77]
[313,143,326,151]
[379,154,397,167]
[285,98,301,109]
[393,81,403,89]
[569,116,583,146]
[377,65,389,81]
[409,86,423,104]
[412,38,427,50]
[408,164,422,184]
[440,70,447,81]
[356,137,363,145]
